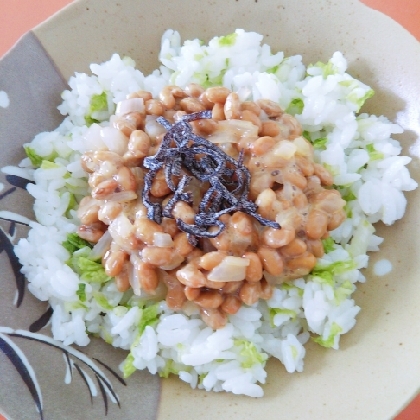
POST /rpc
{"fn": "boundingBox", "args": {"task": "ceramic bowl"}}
[0,1,419,419]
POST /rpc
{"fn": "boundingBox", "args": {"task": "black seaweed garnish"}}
[142,111,280,243]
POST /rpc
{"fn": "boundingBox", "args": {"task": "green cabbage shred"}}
[366,143,384,161]
[269,308,297,327]
[120,303,161,379]
[90,92,108,112]
[85,91,109,126]
[138,304,160,335]
[101,328,114,345]
[199,373,207,384]
[313,322,342,348]
[62,232,92,254]
[93,292,114,309]
[65,193,77,217]
[312,137,328,150]
[85,116,100,126]
[321,237,335,253]
[67,246,111,284]
[308,60,337,78]
[266,65,279,74]
[121,354,137,378]
[286,98,304,115]
[339,79,374,111]
[334,280,354,303]
[159,360,182,378]
[62,232,111,283]
[40,160,60,170]
[234,339,267,368]
[302,130,311,141]
[311,260,356,285]
[65,301,87,311]
[76,283,87,302]
[219,33,237,47]
[281,282,304,296]
[341,189,357,202]
[24,146,57,168]
[348,218,375,257]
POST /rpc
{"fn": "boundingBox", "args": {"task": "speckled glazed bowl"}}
[0,1,420,419]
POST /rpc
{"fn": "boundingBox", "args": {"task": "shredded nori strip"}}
[142,111,280,243]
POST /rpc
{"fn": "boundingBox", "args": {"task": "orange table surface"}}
[0,1,419,420]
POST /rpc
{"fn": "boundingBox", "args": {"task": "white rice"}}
[13,29,417,397]
[373,259,393,276]
[0,90,10,108]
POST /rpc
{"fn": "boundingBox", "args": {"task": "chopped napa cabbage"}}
[366,143,384,161]
[23,146,57,168]
[64,301,87,311]
[312,137,328,150]
[209,69,226,87]
[218,32,238,47]
[348,88,374,110]
[313,259,356,275]
[341,189,357,202]
[195,68,227,88]
[120,304,161,379]
[321,237,335,253]
[113,306,129,317]
[323,163,339,176]
[65,193,77,217]
[101,328,113,345]
[62,232,92,254]
[269,308,297,327]
[348,218,375,257]
[234,339,267,368]
[308,60,337,78]
[93,292,115,309]
[302,130,329,150]
[24,146,43,167]
[138,303,160,335]
[85,91,109,126]
[286,98,304,115]
[159,360,182,378]
[308,60,374,110]
[302,130,311,142]
[68,246,112,284]
[313,322,342,348]
[85,115,100,126]
[90,92,108,112]
[76,283,87,302]
[334,280,354,303]
[199,372,207,384]
[345,203,353,218]
[40,160,60,170]
[266,65,279,74]
[311,259,357,285]
[281,282,304,296]
[339,79,374,111]
[121,353,137,378]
